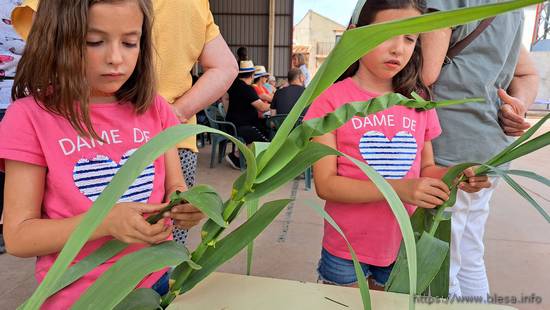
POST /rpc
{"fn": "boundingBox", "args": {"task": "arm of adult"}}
[498,46,539,136]
[421,28,452,86]
[251,99,270,113]
[173,35,238,122]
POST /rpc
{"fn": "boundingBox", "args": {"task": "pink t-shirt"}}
[0,95,179,309]
[304,78,441,266]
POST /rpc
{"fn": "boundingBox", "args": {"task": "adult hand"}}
[101,202,172,245]
[170,203,205,229]
[498,88,530,136]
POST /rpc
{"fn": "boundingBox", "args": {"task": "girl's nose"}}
[107,44,123,66]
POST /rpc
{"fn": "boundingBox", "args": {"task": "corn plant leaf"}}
[179,199,293,294]
[249,142,339,200]
[385,232,449,295]
[491,132,550,168]
[246,199,259,275]
[113,288,161,310]
[483,165,550,223]
[21,124,254,310]
[505,169,550,187]
[256,95,476,184]
[170,185,226,228]
[305,200,371,310]
[258,0,544,175]
[72,241,192,310]
[252,141,271,158]
[486,113,550,168]
[429,219,451,298]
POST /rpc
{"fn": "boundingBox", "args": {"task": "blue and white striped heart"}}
[359,131,417,179]
[73,149,155,203]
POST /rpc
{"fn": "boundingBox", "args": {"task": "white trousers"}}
[449,178,498,300]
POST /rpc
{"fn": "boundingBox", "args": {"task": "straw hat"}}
[253,65,270,79]
[239,60,255,73]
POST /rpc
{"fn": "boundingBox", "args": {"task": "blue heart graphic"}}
[359,131,417,179]
[73,149,155,202]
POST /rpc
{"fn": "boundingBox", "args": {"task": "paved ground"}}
[0,117,548,310]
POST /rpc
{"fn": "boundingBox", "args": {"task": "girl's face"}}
[86,1,143,98]
[358,8,420,83]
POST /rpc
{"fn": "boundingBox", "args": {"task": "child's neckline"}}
[90,96,118,104]
[346,77,384,98]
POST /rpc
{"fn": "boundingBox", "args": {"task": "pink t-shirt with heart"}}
[0,95,179,309]
[304,78,441,266]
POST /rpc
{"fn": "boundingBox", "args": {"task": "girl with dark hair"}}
[304,0,490,290]
[0,0,200,307]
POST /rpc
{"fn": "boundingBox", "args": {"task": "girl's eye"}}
[123,42,138,48]
[86,41,103,47]
[405,36,417,43]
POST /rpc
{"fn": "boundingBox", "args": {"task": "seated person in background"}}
[252,65,273,104]
[271,68,306,116]
[225,61,271,169]
[264,75,276,94]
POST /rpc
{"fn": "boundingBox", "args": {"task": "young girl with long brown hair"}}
[304,0,491,290]
[0,0,202,307]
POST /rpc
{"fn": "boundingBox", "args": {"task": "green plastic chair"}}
[203,105,245,170]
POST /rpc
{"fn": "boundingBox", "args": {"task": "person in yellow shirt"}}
[12,0,239,245]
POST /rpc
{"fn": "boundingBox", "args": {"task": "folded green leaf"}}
[246,199,259,276]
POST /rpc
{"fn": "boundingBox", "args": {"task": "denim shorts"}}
[317,248,394,287]
[151,272,170,296]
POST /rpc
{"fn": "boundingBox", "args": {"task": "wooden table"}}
[168,272,517,310]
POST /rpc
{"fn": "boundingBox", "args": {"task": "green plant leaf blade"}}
[72,241,191,310]
[305,200,371,310]
[505,169,550,187]
[175,185,226,228]
[113,288,161,310]
[246,199,259,276]
[483,165,550,223]
[178,199,293,294]
[385,232,449,295]
[429,220,451,298]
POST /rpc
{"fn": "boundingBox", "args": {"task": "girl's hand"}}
[170,203,205,229]
[458,167,491,193]
[101,202,172,245]
[394,178,450,209]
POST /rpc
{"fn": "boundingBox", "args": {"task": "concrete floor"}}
[0,118,549,310]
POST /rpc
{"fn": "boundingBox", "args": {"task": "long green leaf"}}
[305,200,371,310]
[385,232,448,294]
[171,185,226,228]
[249,142,338,199]
[429,219,451,297]
[179,199,293,294]
[72,241,192,310]
[490,132,550,168]
[483,165,550,223]
[258,0,544,174]
[505,169,550,187]
[486,113,550,167]
[21,125,254,310]
[113,288,161,310]
[256,95,476,184]
[246,199,259,276]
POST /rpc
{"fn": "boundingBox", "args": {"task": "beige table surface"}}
[168,272,517,310]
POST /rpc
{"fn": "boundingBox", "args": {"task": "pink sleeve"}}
[303,91,336,121]
[155,95,180,130]
[424,108,442,141]
[0,101,46,170]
